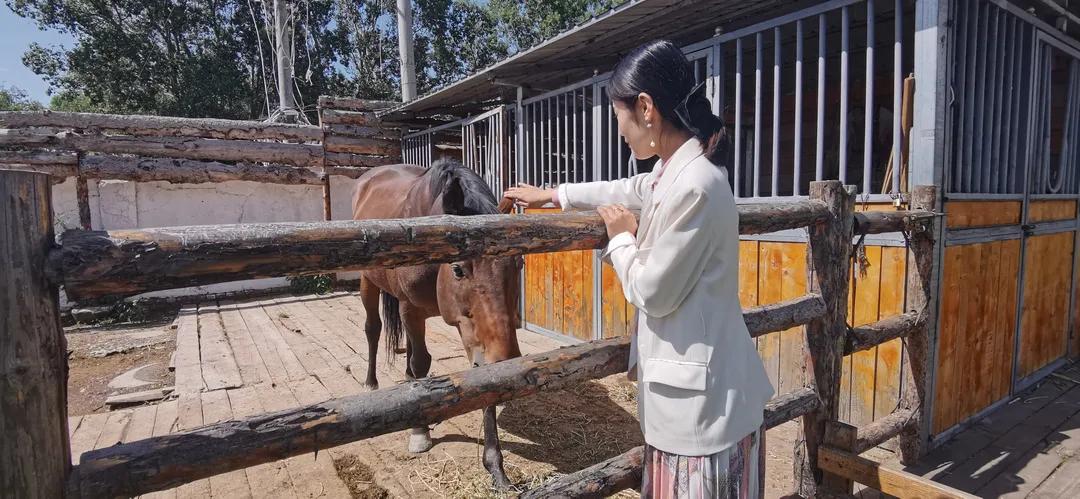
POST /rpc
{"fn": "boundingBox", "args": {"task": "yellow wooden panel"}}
[850,246,883,427]
[739,241,761,308]
[963,241,999,419]
[1028,200,1077,223]
[874,247,907,421]
[758,242,784,391]
[580,250,595,341]
[778,243,808,395]
[552,249,564,334]
[944,201,1022,229]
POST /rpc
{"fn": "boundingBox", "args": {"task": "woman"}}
[504,40,775,498]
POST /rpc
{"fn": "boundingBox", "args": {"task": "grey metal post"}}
[396,0,417,101]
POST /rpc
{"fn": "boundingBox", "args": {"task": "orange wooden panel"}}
[552,250,565,334]
[601,263,626,338]
[542,251,554,331]
[933,244,966,434]
[778,243,808,395]
[962,241,998,419]
[992,240,1021,401]
[874,247,907,421]
[1027,200,1077,223]
[581,250,595,341]
[944,201,1022,229]
[1073,238,1080,358]
[850,246,883,427]
[525,253,542,326]
[1018,233,1073,378]
[757,242,784,391]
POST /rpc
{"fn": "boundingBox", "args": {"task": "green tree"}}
[7,0,621,119]
[0,85,44,111]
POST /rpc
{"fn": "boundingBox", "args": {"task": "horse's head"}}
[429,160,523,365]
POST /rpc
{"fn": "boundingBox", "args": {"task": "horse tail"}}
[381,291,403,361]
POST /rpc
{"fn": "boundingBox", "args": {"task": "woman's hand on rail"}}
[597,204,638,240]
[503,183,556,209]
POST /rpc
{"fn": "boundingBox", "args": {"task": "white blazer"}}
[557,138,775,456]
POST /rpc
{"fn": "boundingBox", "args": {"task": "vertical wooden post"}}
[0,170,71,497]
[75,174,92,230]
[322,175,333,221]
[796,180,855,496]
[899,185,939,463]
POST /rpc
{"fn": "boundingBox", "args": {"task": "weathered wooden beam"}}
[818,447,978,499]
[0,111,323,142]
[0,129,329,167]
[853,210,936,235]
[519,387,821,498]
[898,186,940,464]
[322,134,401,156]
[0,171,71,497]
[854,408,916,454]
[319,109,378,126]
[323,151,399,167]
[745,294,825,339]
[0,149,78,165]
[53,202,829,301]
[323,124,399,139]
[78,155,325,185]
[318,96,399,111]
[797,181,856,497]
[844,311,924,355]
[320,165,374,179]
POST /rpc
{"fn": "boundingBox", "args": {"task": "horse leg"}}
[402,305,433,454]
[359,276,381,391]
[482,405,512,489]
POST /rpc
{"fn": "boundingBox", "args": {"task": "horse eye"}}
[451,264,466,279]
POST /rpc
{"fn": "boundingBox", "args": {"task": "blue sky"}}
[1,5,74,104]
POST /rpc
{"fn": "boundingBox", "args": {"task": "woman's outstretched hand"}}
[597,204,638,239]
[503,183,555,209]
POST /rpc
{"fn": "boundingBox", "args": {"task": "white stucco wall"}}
[53,176,366,306]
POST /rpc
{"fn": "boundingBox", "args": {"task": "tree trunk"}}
[0,170,70,497]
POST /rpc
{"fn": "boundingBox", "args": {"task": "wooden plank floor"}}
[873,361,1080,498]
[69,292,567,498]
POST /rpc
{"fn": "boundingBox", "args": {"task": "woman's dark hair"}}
[608,39,728,164]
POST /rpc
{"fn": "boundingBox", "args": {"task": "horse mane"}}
[427,158,500,216]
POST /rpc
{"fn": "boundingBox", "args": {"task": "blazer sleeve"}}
[605,188,715,318]
[556,173,652,211]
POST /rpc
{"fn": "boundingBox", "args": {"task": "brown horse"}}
[351,159,522,488]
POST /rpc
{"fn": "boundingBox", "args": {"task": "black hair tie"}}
[673,80,714,138]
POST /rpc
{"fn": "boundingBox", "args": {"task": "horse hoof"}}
[363,382,379,392]
[407,428,433,454]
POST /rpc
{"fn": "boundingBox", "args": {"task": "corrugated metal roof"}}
[383,0,797,121]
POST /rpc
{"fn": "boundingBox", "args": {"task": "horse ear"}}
[497,197,515,214]
[441,176,466,215]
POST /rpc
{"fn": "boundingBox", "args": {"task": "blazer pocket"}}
[642,358,708,391]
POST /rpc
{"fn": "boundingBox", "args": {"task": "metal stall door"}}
[1013,34,1080,391]
[461,107,510,196]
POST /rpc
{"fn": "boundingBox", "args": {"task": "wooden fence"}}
[0,101,401,227]
[1,169,962,498]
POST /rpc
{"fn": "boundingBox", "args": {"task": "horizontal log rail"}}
[519,387,822,498]
[0,149,78,165]
[0,129,397,168]
[77,156,327,185]
[854,408,917,454]
[745,294,825,338]
[845,311,925,355]
[853,210,936,235]
[73,294,824,498]
[52,201,830,301]
[0,111,325,142]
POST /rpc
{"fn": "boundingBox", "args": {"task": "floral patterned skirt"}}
[641,426,765,499]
